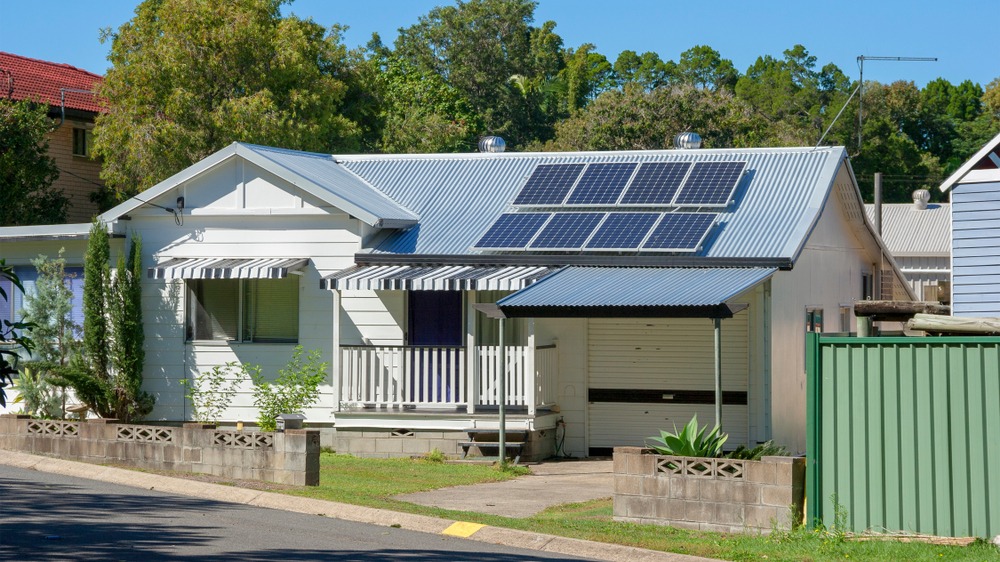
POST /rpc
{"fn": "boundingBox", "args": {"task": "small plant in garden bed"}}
[646,414,728,458]
[249,346,328,432]
[181,361,242,425]
[727,439,788,460]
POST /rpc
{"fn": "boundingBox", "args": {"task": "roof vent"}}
[912,189,930,210]
[674,132,702,150]
[478,136,506,153]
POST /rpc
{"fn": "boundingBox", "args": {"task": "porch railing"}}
[340,344,557,412]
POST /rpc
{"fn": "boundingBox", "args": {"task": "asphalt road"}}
[0,465,592,561]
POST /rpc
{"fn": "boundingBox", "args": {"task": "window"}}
[186,277,299,343]
[805,307,824,333]
[840,306,852,333]
[0,266,84,337]
[72,128,93,157]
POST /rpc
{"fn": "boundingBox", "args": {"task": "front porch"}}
[338,344,559,415]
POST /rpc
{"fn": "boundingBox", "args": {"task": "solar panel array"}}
[472,212,718,252]
[511,160,745,208]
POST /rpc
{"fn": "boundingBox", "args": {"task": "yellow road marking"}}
[442,521,486,538]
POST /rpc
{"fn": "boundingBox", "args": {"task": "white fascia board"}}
[939,129,1000,193]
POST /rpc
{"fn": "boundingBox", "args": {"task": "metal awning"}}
[147,257,309,280]
[496,266,776,318]
[322,265,555,291]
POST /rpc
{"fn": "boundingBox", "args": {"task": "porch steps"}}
[459,429,527,464]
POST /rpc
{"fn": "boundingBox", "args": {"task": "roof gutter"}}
[353,253,793,270]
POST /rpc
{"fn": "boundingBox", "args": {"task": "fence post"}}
[805,330,822,529]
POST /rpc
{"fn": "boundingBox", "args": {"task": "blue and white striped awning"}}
[322,265,554,291]
[147,257,309,280]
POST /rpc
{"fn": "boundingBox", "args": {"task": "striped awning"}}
[322,265,555,291]
[147,258,309,280]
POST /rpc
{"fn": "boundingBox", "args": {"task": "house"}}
[1,51,105,223]
[864,191,950,302]
[0,142,913,457]
[939,130,1000,317]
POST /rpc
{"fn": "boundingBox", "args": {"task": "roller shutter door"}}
[587,313,749,454]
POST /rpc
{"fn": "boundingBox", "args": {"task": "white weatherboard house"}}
[0,143,912,457]
[940,130,1000,317]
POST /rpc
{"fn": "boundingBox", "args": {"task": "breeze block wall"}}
[0,415,320,486]
[613,447,805,534]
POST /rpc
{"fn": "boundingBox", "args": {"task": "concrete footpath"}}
[0,451,717,562]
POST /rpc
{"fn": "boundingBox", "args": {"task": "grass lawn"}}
[276,453,1000,562]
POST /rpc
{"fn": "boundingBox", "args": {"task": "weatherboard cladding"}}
[950,181,1000,317]
[338,147,839,261]
[495,266,776,309]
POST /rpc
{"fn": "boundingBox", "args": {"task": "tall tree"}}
[676,45,739,92]
[94,0,360,199]
[0,100,67,226]
[21,251,79,366]
[392,0,563,147]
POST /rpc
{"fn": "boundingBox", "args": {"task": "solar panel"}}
[673,161,746,207]
[472,213,551,250]
[565,163,637,205]
[529,213,605,250]
[512,164,585,206]
[640,213,717,252]
[619,162,691,205]
[585,213,661,251]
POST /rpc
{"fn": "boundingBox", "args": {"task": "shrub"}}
[13,366,63,419]
[646,414,728,458]
[181,362,243,425]
[249,346,328,431]
[727,439,788,460]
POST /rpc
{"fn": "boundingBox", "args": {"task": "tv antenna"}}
[857,55,937,149]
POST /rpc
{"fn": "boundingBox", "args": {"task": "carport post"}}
[498,317,506,467]
[714,317,722,428]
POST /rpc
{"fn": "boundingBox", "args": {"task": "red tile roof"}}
[0,51,105,114]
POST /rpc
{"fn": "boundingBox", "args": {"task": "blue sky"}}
[0,0,991,88]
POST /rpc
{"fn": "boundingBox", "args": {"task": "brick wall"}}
[0,415,320,486]
[47,120,103,223]
[613,446,805,534]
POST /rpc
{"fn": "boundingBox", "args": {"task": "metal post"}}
[874,172,883,235]
[498,317,506,466]
[714,317,722,428]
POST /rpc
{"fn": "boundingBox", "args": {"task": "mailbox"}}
[275,413,306,431]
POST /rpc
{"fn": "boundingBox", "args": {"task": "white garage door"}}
[587,314,749,454]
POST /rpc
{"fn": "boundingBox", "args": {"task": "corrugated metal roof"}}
[496,266,775,309]
[864,203,950,256]
[338,147,841,260]
[322,264,553,291]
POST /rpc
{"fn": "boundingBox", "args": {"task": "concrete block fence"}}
[0,414,321,486]
[613,446,805,534]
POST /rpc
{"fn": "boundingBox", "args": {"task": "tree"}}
[543,84,766,152]
[0,100,68,226]
[21,251,79,366]
[63,220,153,421]
[676,45,739,91]
[613,50,675,91]
[391,0,564,146]
[94,0,360,199]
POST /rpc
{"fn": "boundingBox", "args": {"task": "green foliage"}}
[22,251,80,366]
[0,260,34,407]
[646,414,728,458]
[0,99,67,226]
[12,366,63,419]
[250,346,328,431]
[68,223,152,422]
[181,362,243,425]
[726,439,788,460]
[423,448,446,463]
[94,0,360,199]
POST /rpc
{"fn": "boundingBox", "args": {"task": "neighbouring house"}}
[939,130,1000,317]
[864,191,951,302]
[1,51,105,223]
[0,142,913,457]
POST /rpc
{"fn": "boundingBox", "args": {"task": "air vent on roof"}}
[674,132,702,150]
[912,189,930,210]
[479,136,506,153]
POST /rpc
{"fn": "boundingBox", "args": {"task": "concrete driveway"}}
[396,459,614,518]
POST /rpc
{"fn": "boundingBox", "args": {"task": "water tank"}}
[478,136,506,153]
[673,132,702,149]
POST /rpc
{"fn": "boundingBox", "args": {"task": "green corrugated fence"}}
[806,333,1000,537]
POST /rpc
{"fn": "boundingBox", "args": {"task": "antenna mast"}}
[857,55,937,150]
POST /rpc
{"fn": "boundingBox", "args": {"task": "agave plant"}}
[646,414,728,458]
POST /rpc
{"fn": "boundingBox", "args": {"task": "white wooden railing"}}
[340,344,557,412]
